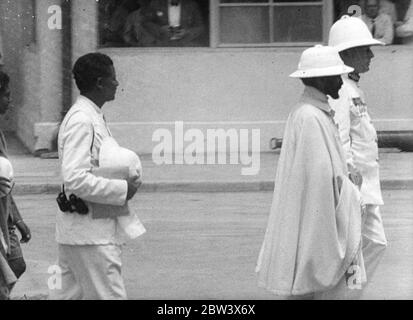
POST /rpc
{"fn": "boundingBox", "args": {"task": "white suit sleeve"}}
[332,94,355,169]
[61,113,127,206]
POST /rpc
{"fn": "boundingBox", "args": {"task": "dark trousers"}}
[7,228,26,280]
[0,229,26,299]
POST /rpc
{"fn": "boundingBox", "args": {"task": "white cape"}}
[256,89,365,296]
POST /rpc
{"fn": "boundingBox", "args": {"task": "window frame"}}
[210,0,334,48]
[96,0,334,49]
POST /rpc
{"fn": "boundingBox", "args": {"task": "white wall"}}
[0,0,36,132]
[4,1,412,154]
[92,45,413,153]
[5,25,413,153]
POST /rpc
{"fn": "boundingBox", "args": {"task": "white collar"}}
[77,95,103,115]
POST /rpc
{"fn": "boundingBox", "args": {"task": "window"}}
[97,0,333,48]
[98,0,209,47]
[214,0,333,47]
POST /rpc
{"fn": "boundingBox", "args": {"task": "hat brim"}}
[334,38,385,52]
[290,65,354,78]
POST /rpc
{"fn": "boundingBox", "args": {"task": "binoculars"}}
[56,190,89,215]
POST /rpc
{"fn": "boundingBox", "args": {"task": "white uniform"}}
[331,77,383,206]
[50,95,128,300]
[328,76,387,299]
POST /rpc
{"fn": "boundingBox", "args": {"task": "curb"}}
[12,179,413,195]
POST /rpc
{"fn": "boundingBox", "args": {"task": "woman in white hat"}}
[0,71,31,300]
[256,45,365,299]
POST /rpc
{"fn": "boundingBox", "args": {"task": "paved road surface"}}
[11,190,413,300]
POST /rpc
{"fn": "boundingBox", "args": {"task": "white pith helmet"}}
[290,45,354,78]
[328,15,384,52]
[0,156,14,181]
[99,137,142,177]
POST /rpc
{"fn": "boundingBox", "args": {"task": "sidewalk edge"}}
[12,179,413,195]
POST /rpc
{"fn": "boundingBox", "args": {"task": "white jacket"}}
[56,96,128,245]
[329,77,384,206]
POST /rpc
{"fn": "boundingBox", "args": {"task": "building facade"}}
[0,0,412,154]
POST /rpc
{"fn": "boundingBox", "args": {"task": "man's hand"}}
[15,220,31,244]
[126,174,142,201]
[0,177,13,198]
[348,166,363,189]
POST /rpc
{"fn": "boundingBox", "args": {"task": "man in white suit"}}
[50,53,141,300]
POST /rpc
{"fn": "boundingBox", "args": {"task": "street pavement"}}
[5,129,413,194]
[10,190,413,300]
[4,133,413,299]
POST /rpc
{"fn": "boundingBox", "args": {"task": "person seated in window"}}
[123,1,156,46]
[378,0,397,24]
[395,0,413,44]
[100,0,142,46]
[140,0,205,47]
[362,0,394,44]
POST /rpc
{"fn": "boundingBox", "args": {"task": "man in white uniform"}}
[49,53,141,300]
[328,16,388,299]
[141,0,204,46]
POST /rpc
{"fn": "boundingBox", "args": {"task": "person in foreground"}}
[49,53,141,300]
[256,45,366,300]
[0,71,31,300]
